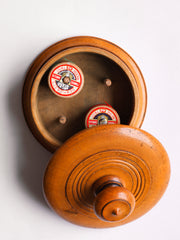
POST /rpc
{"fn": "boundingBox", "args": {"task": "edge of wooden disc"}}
[43,124,170,228]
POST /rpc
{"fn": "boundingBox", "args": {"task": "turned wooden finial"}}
[93,176,135,222]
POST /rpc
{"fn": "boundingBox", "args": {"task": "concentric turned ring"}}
[65,150,151,216]
[43,125,170,228]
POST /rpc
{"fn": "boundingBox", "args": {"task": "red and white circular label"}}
[85,105,120,128]
[48,62,84,98]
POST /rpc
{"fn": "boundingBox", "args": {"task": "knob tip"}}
[94,186,135,222]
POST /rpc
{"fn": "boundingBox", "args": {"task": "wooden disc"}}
[43,125,170,228]
[22,36,147,152]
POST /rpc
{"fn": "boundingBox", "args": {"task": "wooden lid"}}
[22,36,147,152]
[43,125,170,228]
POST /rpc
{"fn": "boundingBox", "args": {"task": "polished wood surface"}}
[22,36,147,152]
[43,125,170,228]
[93,176,135,222]
[22,36,170,228]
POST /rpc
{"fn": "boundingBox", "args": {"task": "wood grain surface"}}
[43,125,170,228]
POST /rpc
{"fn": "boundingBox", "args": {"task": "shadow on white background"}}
[8,72,51,209]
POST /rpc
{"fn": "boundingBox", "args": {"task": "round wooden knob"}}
[93,176,135,222]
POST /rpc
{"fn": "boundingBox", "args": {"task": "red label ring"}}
[48,62,84,98]
[85,105,120,128]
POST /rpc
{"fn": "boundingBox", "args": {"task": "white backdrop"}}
[1,0,180,239]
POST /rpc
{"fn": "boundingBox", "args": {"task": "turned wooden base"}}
[22,36,147,152]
